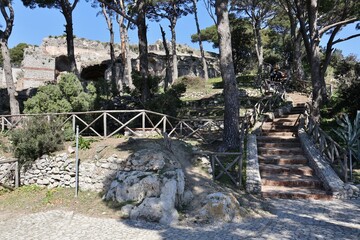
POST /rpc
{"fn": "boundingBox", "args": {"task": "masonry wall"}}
[0,153,126,192]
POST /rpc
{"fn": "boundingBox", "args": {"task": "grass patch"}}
[0,186,121,218]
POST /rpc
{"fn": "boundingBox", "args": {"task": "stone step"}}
[257,136,299,143]
[257,142,301,148]
[261,131,297,137]
[259,155,308,165]
[259,164,314,176]
[267,119,298,124]
[278,114,301,120]
[258,147,303,155]
[261,125,297,132]
[261,186,332,200]
[261,175,323,188]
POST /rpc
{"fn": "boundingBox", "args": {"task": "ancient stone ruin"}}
[0,37,220,91]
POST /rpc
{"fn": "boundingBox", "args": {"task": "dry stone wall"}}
[0,153,123,191]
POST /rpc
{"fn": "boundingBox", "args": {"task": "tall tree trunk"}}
[252,18,263,85]
[293,34,304,82]
[0,2,20,117]
[63,8,78,75]
[1,40,20,116]
[215,0,240,150]
[193,0,209,81]
[170,17,178,83]
[160,25,171,91]
[137,8,150,102]
[117,14,133,89]
[102,4,118,96]
[308,0,326,122]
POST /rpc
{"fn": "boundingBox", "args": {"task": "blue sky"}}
[4,1,360,58]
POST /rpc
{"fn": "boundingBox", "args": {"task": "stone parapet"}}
[246,134,262,194]
[298,118,359,199]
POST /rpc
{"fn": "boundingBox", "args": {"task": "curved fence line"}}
[302,105,349,182]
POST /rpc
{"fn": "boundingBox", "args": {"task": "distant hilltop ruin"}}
[0,37,220,91]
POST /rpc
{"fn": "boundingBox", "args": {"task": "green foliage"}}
[126,71,186,116]
[10,118,64,165]
[177,76,205,90]
[0,43,28,67]
[24,73,97,113]
[75,137,97,150]
[191,15,255,73]
[130,70,161,97]
[333,111,360,162]
[144,83,186,116]
[213,75,256,88]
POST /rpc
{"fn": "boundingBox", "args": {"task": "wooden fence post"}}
[211,155,215,181]
[142,111,146,133]
[163,116,167,133]
[103,112,107,138]
[72,115,76,133]
[15,161,19,188]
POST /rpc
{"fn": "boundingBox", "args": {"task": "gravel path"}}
[1,198,359,240]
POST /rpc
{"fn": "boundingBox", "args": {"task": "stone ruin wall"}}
[1,37,220,91]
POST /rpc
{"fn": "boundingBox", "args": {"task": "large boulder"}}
[104,147,185,225]
[197,192,240,222]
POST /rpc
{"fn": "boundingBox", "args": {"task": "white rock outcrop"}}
[105,149,186,225]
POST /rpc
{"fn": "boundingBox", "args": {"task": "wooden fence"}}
[303,108,349,181]
[0,159,19,189]
[0,110,229,144]
[194,118,248,187]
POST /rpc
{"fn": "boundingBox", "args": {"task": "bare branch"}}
[319,17,359,36]
[98,0,137,24]
[333,33,360,45]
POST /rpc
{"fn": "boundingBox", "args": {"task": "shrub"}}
[176,76,205,90]
[24,73,97,113]
[10,118,64,165]
[125,71,186,116]
[145,83,186,116]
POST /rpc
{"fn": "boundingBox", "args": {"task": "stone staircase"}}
[257,103,332,200]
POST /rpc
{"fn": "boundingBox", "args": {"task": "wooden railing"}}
[250,91,287,126]
[303,109,349,181]
[194,118,248,187]
[1,109,249,145]
[0,159,19,189]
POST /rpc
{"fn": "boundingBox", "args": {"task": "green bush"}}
[125,72,186,116]
[176,76,205,90]
[24,73,97,113]
[10,118,64,165]
[130,71,162,97]
[145,83,186,116]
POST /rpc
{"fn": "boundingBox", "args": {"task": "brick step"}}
[259,164,314,176]
[261,175,323,188]
[261,186,332,200]
[257,136,299,143]
[261,131,297,137]
[258,147,303,155]
[257,142,301,148]
[259,155,308,165]
[261,126,297,132]
[267,119,298,124]
[278,114,301,120]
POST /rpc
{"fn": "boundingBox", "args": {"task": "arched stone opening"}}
[80,64,109,81]
[55,55,71,73]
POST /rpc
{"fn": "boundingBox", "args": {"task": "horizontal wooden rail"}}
[303,112,349,181]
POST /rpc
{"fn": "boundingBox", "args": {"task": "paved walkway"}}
[1,198,359,240]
